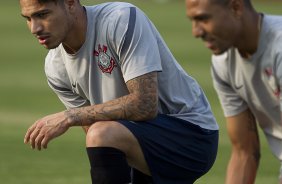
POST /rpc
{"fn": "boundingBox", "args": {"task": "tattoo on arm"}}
[124,72,158,119]
[65,72,158,126]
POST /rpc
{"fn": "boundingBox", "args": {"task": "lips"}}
[37,35,50,45]
[203,38,216,50]
[205,41,213,49]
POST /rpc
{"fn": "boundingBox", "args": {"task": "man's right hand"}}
[24,111,70,150]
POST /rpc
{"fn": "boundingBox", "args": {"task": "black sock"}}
[86,147,131,184]
[132,168,153,184]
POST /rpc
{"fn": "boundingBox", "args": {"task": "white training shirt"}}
[45,2,218,130]
[211,14,282,161]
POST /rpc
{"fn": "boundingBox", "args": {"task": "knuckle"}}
[29,134,35,140]
[35,136,42,145]
[27,128,33,133]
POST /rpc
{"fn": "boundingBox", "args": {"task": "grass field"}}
[0,0,281,183]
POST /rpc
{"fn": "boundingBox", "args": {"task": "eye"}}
[36,12,48,19]
[26,17,31,22]
[21,15,31,22]
[193,14,211,23]
[197,15,210,21]
[33,10,50,19]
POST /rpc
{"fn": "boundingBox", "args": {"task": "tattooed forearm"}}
[65,72,158,126]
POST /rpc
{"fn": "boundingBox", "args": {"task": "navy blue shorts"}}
[118,114,218,184]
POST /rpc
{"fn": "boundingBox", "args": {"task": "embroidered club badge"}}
[94,44,117,74]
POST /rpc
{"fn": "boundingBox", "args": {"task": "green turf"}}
[0,1,281,183]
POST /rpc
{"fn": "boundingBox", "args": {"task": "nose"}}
[192,21,204,38]
[29,19,43,35]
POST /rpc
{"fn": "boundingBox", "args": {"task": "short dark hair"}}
[212,0,253,9]
[37,0,63,4]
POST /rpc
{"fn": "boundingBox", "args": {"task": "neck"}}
[63,6,87,54]
[237,12,262,59]
[63,42,77,54]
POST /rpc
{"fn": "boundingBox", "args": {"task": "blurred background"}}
[0,0,281,183]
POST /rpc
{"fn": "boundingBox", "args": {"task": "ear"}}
[64,0,76,11]
[229,0,244,18]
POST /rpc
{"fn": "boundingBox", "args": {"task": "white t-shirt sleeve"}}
[108,6,162,82]
[47,79,90,109]
[45,51,90,109]
[211,54,248,117]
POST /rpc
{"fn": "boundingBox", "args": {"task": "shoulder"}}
[87,2,137,22]
[92,2,136,10]
[87,2,149,26]
[262,15,282,49]
[263,14,282,31]
[261,15,282,66]
[86,2,139,38]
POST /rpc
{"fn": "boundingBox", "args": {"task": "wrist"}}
[64,108,82,127]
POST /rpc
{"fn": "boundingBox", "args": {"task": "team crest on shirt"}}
[94,44,117,74]
[263,67,280,98]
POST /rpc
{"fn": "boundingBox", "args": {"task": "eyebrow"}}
[21,9,50,18]
[191,14,211,21]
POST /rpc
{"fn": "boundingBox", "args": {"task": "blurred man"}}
[185,0,282,183]
[20,0,219,183]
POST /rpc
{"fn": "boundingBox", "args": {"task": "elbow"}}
[131,98,158,121]
[232,145,261,165]
[136,103,158,121]
[141,95,158,120]
[253,150,261,164]
[145,107,158,120]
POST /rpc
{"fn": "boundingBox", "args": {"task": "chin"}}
[212,50,225,55]
[211,47,229,55]
[44,42,60,50]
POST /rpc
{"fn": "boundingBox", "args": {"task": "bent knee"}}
[86,121,132,149]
